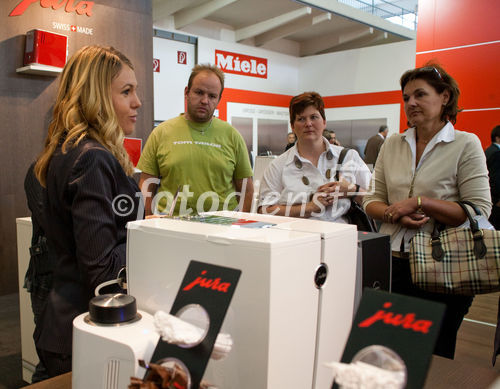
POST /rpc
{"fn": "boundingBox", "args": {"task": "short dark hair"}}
[400,63,461,124]
[289,92,326,125]
[491,125,500,142]
[187,64,225,97]
[379,125,388,133]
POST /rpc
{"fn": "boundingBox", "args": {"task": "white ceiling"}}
[153,0,417,57]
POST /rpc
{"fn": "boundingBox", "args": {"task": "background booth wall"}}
[416,0,500,147]
[195,36,415,157]
[0,0,153,296]
[195,36,415,134]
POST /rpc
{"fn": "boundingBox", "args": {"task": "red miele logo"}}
[358,302,434,334]
[215,49,267,79]
[9,0,94,17]
[183,270,231,293]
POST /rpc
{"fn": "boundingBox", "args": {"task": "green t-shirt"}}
[137,115,253,215]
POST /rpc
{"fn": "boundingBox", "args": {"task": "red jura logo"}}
[183,270,231,293]
[215,49,268,79]
[358,302,434,334]
[9,0,94,17]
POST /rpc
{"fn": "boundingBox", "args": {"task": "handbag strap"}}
[336,147,360,206]
[430,223,445,261]
[459,200,482,216]
[430,201,486,261]
[335,147,350,181]
[456,201,486,258]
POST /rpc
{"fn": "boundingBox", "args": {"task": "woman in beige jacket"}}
[363,64,491,359]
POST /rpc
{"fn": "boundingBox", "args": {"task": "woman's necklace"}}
[187,118,213,135]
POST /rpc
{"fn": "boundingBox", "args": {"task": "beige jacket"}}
[363,123,491,251]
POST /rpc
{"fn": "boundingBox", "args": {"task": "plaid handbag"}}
[409,201,500,295]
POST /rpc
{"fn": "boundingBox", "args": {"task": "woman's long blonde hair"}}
[35,45,135,186]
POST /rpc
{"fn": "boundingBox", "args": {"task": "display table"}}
[21,356,499,388]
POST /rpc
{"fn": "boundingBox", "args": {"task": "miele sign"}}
[9,0,94,17]
[215,49,268,79]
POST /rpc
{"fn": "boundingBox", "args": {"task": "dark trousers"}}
[489,204,500,230]
[30,287,50,383]
[391,257,473,359]
[31,281,70,381]
[37,348,72,378]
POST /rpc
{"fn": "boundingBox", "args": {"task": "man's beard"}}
[187,104,213,123]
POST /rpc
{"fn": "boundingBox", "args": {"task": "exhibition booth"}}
[4,0,500,388]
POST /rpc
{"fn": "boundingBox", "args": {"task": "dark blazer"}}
[485,144,500,364]
[363,133,385,166]
[35,138,141,354]
[485,144,500,204]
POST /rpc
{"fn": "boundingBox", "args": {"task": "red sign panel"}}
[10,0,94,17]
[123,137,142,167]
[177,51,187,65]
[153,58,160,72]
[215,49,268,79]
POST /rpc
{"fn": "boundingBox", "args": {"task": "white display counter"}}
[127,212,358,389]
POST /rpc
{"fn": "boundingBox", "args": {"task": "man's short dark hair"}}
[491,125,500,143]
[379,125,388,133]
[187,64,225,97]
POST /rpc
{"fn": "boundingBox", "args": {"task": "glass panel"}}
[231,116,253,164]
[327,118,387,159]
[257,119,289,156]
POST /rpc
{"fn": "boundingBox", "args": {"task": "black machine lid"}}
[88,293,138,325]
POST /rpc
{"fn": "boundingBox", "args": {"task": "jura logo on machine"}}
[215,49,268,79]
[358,302,434,334]
[183,270,231,293]
[10,0,94,17]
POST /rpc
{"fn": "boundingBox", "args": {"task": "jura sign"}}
[10,0,94,17]
[215,49,268,79]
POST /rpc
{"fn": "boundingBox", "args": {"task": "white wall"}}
[298,40,416,95]
[152,29,415,134]
[152,30,415,101]
[153,37,195,121]
[197,36,300,95]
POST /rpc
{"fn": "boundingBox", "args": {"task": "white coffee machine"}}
[125,211,358,389]
[72,294,159,389]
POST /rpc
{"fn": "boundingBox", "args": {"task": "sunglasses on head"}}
[417,66,443,81]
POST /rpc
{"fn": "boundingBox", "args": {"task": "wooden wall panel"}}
[0,0,153,296]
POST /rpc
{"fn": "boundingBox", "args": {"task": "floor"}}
[0,294,25,389]
[0,292,498,389]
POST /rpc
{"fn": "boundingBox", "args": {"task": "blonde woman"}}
[32,45,142,377]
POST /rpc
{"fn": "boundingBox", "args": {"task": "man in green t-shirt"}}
[137,64,254,216]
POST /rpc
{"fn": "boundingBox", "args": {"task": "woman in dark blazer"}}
[33,45,142,377]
